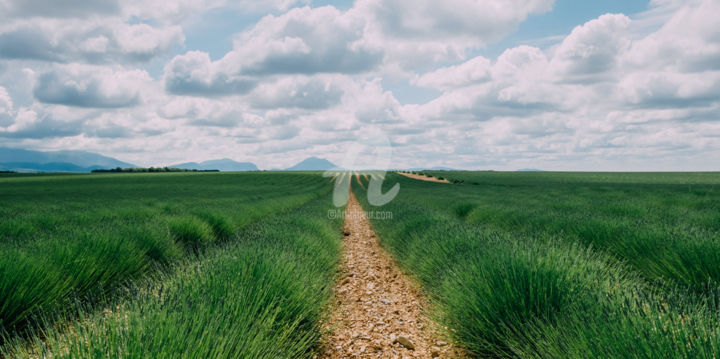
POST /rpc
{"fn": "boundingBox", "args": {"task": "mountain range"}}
[0,147,342,172]
[0,147,468,172]
[0,147,136,172]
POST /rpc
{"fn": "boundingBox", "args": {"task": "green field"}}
[0,172,341,357]
[3,171,720,357]
[362,171,720,357]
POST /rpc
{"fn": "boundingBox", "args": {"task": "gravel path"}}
[396,172,450,183]
[318,190,463,358]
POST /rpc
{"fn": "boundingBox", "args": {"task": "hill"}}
[285,157,337,171]
[0,147,135,172]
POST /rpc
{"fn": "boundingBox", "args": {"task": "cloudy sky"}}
[0,0,718,170]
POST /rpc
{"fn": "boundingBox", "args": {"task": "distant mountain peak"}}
[285,157,337,171]
[0,147,135,172]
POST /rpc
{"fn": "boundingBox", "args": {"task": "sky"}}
[0,0,718,171]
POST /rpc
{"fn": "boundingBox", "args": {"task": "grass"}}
[0,172,328,338]
[354,172,720,358]
[417,171,720,290]
[6,169,720,358]
[167,216,215,249]
[2,194,343,358]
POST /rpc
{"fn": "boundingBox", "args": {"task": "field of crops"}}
[359,172,720,357]
[0,172,342,357]
[3,170,720,358]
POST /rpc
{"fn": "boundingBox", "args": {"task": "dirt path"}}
[396,172,450,184]
[318,191,463,358]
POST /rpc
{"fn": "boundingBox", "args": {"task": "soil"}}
[318,190,464,358]
[395,172,450,184]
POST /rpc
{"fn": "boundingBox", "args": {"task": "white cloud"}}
[354,0,554,70]
[625,0,720,73]
[2,0,720,170]
[229,6,381,75]
[121,0,227,23]
[113,23,185,61]
[0,105,87,139]
[163,0,558,85]
[249,75,345,109]
[158,96,249,127]
[162,6,382,95]
[0,20,184,63]
[617,71,720,108]
[348,78,401,124]
[413,56,492,90]
[122,0,306,23]
[357,0,552,41]
[164,51,256,96]
[33,65,152,108]
[0,0,120,19]
[0,86,13,126]
[550,14,631,80]
[395,3,720,170]
[416,45,578,122]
